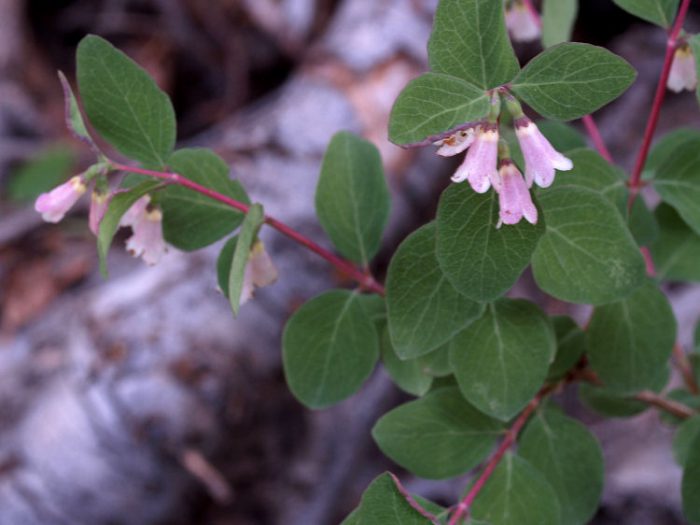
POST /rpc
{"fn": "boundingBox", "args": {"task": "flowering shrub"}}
[33,0,700,523]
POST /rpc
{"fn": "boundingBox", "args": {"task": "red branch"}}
[628,0,693,210]
[110,162,385,296]
[447,385,555,525]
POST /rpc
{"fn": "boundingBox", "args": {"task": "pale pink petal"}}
[435,129,476,157]
[89,192,110,235]
[497,162,537,227]
[516,119,573,189]
[125,208,167,265]
[120,195,150,227]
[451,126,498,193]
[506,3,541,42]
[34,176,86,223]
[667,47,698,93]
[240,241,278,305]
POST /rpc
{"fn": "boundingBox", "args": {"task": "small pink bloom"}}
[434,128,476,157]
[89,191,110,235]
[451,124,499,193]
[122,196,167,265]
[667,45,697,93]
[506,1,541,43]
[495,161,538,227]
[34,176,87,223]
[515,118,573,188]
[240,240,278,305]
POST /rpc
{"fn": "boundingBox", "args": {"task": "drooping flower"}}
[34,176,87,223]
[506,0,541,43]
[433,128,476,157]
[89,191,110,235]
[667,45,698,93]
[240,240,278,305]
[515,117,573,188]
[450,123,499,193]
[121,196,167,265]
[494,160,538,227]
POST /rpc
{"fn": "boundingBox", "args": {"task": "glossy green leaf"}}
[520,409,604,525]
[683,431,700,524]
[587,281,676,394]
[372,386,502,479]
[629,197,659,247]
[532,186,646,305]
[315,132,390,265]
[547,316,586,381]
[612,0,679,28]
[511,43,636,121]
[282,290,379,409]
[450,299,555,421]
[58,71,98,151]
[643,129,700,180]
[97,180,162,277]
[387,222,483,359]
[76,35,176,168]
[651,204,700,281]
[428,0,519,89]
[418,345,453,378]
[388,73,489,146]
[216,235,237,296]
[340,473,437,525]
[542,0,578,48]
[436,184,544,302]
[674,416,700,467]
[8,147,75,202]
[160,148,249,251]
[547,148,626,211]
[537,120,587,153]
[471,453,561,525]
[653,134,700,235]
[381,329,433,397]
[226,204,264,316]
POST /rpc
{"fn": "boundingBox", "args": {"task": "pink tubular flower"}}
[506,1,541,43]
[34,176,87,223]
[434,128,476,157]
[495,161,538,227]
[89,191,110,235]
[515,117,573,188]
[667,45,697,93]
[122,196,167,265]
[240,240,278,305]
[451,124,499,193]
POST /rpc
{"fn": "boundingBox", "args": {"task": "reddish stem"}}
[110,162,385,296]
[582,115,614,163]
[673,343,700,395]
[639,246,657,277]
[628,0,692,210]
[447,385,554,525]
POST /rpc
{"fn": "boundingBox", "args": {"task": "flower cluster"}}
[34,172,167,265]
[434,94,573,227]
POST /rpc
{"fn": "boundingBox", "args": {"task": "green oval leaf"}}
[511,43,636,121]
[644,129,700,181]
[315,132,390,265]
[381,329,434,397]
[387,222,484,359]
[282,290,379,409]
[651,204,700,282]
[76,35,176,168]
[389,73,489,146]
[471,453,561,525]
[653,134,700,236]
[547,316,586,381]
[427,0,519,89]
[436,184,544,302]
[612,0,679,28]
[674,416,700,467]
[341,473,437,525]
[450,299,555,421]
[160,148,249,251]
[587,280,676,394]
[542,0,578,48]
[519,409,604,525]
[683,431,700,524]
[226,204,265,316]
[532,186,646,305]
[372,386,503,479]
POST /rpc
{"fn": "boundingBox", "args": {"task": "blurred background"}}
[0,0,700,523]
